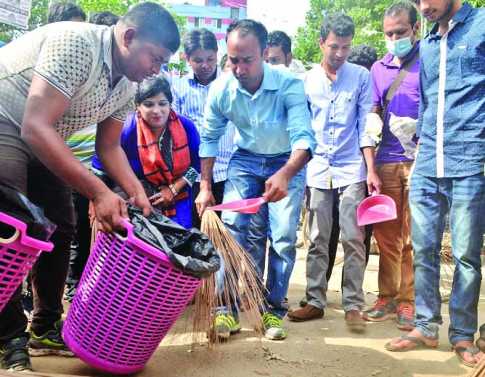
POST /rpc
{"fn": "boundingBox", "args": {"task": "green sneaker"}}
[0,335,32,372]
[214,313,241,340]
[29,320,74,357]
[262,313,287,340]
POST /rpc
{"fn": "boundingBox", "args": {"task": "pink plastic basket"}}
[62,219,201,375]
[0,211,53,313]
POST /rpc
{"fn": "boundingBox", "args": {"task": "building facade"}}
[171,0,247,43]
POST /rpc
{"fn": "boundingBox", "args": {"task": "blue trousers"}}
[221,149,305,318]
[410,173,485,344]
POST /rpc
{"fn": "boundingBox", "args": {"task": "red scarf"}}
[137,111,190,216]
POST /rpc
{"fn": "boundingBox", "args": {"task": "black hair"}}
[121,2,180,53]
[347,45,378,71]
[47,2,86,23]
[135,75,173,105]
[384,1,418,26]
[226,19,268,53]
[89,11,120,27]
[320,12,355,41]
[220,54,228,70]
[268,30,292,55]
[183,28,218,57]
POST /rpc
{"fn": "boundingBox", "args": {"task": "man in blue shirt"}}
[385,0,484,368]
[287,13,381,332]
[246,29,297,296]
[196,19,315,341]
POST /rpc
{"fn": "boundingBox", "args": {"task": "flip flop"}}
[385,335,438,352]
[452,345,481,368]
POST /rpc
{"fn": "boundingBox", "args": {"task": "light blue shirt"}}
[304,62,373,189]
[200,64,315,157]
[172,69,235,182]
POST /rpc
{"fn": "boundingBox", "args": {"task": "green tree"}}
[294,0,395,65]
[0,0,186,43]
[294,0,485,66]
[79,0,138,15]
[0,0,49,42]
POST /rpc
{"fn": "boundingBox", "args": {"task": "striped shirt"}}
[171,70,235,183]
[66,124,97,168]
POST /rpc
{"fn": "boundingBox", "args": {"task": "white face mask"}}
[386,36,414,58]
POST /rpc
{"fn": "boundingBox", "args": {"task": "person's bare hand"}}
[263,170,289,202]
[128,188,152,217]
[367,169,382,194]
[149,186,175,207]
[195,188,216,216]
[92,189,128,233]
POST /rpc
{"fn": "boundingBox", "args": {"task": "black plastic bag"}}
[0,183,56,242]
[128,205,220,278]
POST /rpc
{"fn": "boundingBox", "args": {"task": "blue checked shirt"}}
[415,3,485,178]
[304,62,374,189]
[171,70,235,183]
[200,64,315,158]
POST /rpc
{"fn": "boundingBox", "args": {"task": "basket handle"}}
[0,226,20,244]
[0,211,54,251]
[119,218,134,240]
[118,218,171,264]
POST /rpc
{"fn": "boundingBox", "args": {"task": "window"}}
[230,7,239,19]
[217,19,222,29]
[194,17,200,27]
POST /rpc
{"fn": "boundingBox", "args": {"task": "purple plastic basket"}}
[63,219,201,374]
[0,211,53,313]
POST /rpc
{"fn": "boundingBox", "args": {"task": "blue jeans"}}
[410,173,485,344]
[246,203,269,276]
[221,149,305,318]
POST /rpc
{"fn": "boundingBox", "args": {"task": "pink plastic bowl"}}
[208,197,266,214]
[0,211,53,313]
[357,194,397,226]
[62,219,201,375]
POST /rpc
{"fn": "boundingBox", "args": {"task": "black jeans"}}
[0,121,75,341]
[66,192,91,287]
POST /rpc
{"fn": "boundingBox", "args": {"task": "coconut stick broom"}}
[192,209,266,345]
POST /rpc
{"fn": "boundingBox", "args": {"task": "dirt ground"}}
[18,246,485,377]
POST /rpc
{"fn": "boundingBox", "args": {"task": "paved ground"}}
[17,247,485,377]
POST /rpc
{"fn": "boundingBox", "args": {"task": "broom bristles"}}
[192,210,266,345]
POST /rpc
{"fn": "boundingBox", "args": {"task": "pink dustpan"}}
[207,197,266,214]
[357,193,397,226]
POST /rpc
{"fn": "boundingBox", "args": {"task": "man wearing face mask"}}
[363,1,420,332]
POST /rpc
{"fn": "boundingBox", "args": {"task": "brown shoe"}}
[287,304,324,322]
[345,310,366,332]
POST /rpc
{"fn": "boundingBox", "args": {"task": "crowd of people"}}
[0,0,483,373]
